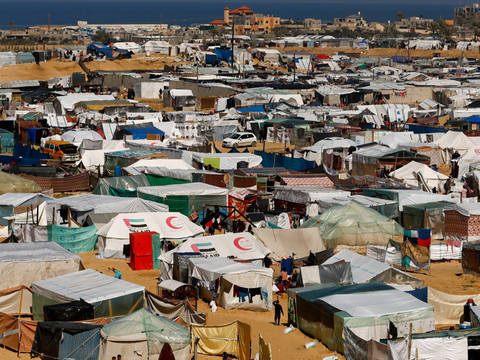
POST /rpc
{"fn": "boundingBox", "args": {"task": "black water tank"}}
[237,161,248,169]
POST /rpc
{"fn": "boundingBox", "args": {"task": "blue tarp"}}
[255,150,316,171]
[14,142,49,160]
[237,106,265,113]
[124,127,164,140]
[213,48,233,62]
[405,124,451,134]
[407,287,428,303]
[463,115,480,124]
[27,128,41,142]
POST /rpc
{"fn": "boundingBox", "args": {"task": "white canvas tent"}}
[0,242,83,290]
[253,228,325,262]
[189,257,273,311]
[97,212,203,259]
[435,130,475,154]
[99,308,191,360]
[390,161,449,191]
[142,40,171,54]
[159,233,271,280]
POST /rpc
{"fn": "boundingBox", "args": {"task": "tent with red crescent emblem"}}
[159,232,271,281]
[96,212,203,259]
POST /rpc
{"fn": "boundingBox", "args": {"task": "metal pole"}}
[293,53,296,82]
[231,22,234,71]
[193,336,201,360]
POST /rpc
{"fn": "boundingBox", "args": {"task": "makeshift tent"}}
[401,230,432,271]
[93,174,151,196]
[191,320,251,360]
[444,203,480,242]
[292,283,434,353]
[99,308,191,360]
[390,161,449,191]
[0,286,32,316]
[387,328,479,360]
[46,194,168,225]
[137,183,228,215]
[0,312,36,353]
[48,224,98,253]
[362,188,452,213]
[189,257,273,311]
[0,192,52,226]
[462,243,480,276]
[435,130,475,154]
[31,269,145,320]
[302,202,403,249]
[32,321,102,360]
[62,128,103,146]
[403,202,451,239]
[159,233,271,280]
[157,280,198,309]
[145,290,206,326]
[298,262,353,286]
[0,172,41,195]
[316,194,398,219]
[0,242,82,290]
[323,249,423,288]
[344,326,388,360]
[191,152,262,170]
[253,228,325,262]
[97,212,203,259]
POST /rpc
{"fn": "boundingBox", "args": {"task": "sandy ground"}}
[2,46,480,83]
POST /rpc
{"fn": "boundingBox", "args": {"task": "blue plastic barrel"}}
[281,258,293,275]
[114,165,122,177]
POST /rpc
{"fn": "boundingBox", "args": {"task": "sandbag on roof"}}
[253,227,325,262]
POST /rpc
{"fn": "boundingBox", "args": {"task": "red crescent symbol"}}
[166,216,182,230]
[234,237,252,251]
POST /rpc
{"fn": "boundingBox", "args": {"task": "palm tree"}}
[396,12,405,21]
[427,21,440,37]
[8,21,13,32]
[474,26,480,41]
[439,24,456,44]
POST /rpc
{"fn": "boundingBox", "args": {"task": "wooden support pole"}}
[407,323,413,359]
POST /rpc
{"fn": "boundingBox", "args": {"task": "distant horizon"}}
[0,0,463,30]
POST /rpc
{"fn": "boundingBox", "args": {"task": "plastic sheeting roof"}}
[128,159,194,170]
[0,242,81,263]
[444,203,480,217]
[189,257,273,282]
[46,194,168,215]
[323,249,390,284]
[306,137,356,152]
[56,94,116,112]
[434,130,475,151]
[32,269,145,303]
[138,183,228,197]
[0,192,52,207]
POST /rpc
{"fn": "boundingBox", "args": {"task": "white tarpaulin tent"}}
[0,242,83,290]
[138,182,228,198]
[189,257,273,311]
[46,194,168,225]
[127,158,194,170]
[159,232,271,280]
[0,192,52,226]
[253,228,325,262]
[62,128,103,146]
[97,212,203,259]
[435,130,475,154]
[31,269,145,320]
[99,308,191,360]
[133,82,168,99]
[388,334,468,360]
[390,161,449,190]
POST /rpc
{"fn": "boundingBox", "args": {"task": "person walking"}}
[274,300,284,326]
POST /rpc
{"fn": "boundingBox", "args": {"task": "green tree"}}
[9,21,13,32]
[396,12,405,21]
[91,30,115,44]
[427,21,440,37]
[439,23,456,44]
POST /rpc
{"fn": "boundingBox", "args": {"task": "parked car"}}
[43,140,80,162]
[222,132,257,148]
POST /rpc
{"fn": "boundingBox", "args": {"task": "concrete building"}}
[334,13,367,29]
[304,18,322,30]
[454,3,480,28]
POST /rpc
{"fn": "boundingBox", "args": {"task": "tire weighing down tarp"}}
[159,232,271,280]
[31,269,145,320]
[253,227,325,262]
[99,308,191,360]
[97,212,204,259]
[189,257,273,311]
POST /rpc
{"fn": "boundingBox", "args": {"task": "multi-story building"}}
[304,18,322,30]
[454,3,480,28]
[333,13,367,30]
[210,6,280,34]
